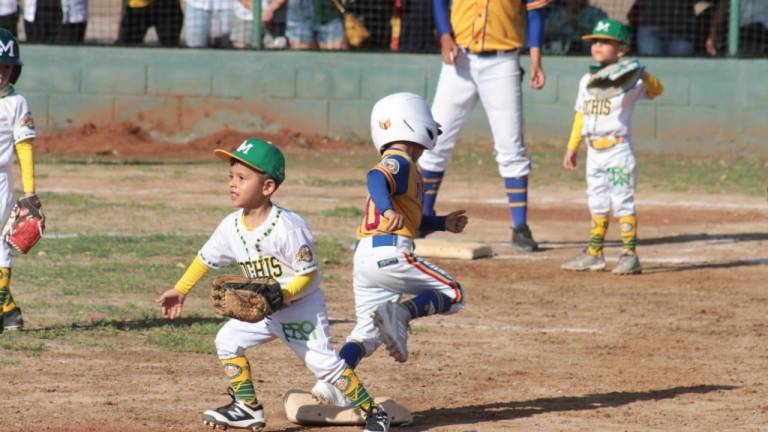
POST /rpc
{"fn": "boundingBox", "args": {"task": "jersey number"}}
[363,197,381,231]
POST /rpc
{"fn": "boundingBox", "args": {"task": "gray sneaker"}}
[3,307,23,331]
[561,250,606,271]
[372,302,411,363]
[612,253,642,275]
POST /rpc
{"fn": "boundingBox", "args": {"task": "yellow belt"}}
[586,136,622,150]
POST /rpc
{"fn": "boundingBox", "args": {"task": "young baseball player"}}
[0,27,40,333]
[561,19,663,275]
[155,138,390,432]
[311,92,469,406]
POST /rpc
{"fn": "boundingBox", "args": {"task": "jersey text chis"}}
[583,99,612,116]
[240,257,283,279]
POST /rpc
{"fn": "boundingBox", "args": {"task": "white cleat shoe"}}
[202,389,266,431]
[372,302,411,363]
[561,249,607,271]
[311,379,352,407]
[612,253,642,275]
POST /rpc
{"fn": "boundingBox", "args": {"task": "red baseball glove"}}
[3,194,45,254]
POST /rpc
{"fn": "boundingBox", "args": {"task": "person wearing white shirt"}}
[23,0,87,43]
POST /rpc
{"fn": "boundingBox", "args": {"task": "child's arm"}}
[282,270,317,302]
[643,71,664,99]
[156,256,210,319]
[563,111,584,170]
[14,140,35,195]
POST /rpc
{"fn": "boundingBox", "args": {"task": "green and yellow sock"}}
[618,215,638,254]
[0,268,11,312]
[334,367,374,412]
[221,356,258,406]
[587,215,609,256]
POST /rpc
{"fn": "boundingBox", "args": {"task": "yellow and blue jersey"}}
[356,149,425,239]
[433,0,549,52]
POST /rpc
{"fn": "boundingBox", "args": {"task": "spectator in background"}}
[237,0,287,49]
[348,0,390,50]
[706,0,768,56]
[116,0,183,46]
[543,0,607,54]
[628,0,696,56]
[398,0,437,52]
[284,0,346,49]
[184,0,232,47]
[24,0,87,43]
[0,0,18,36]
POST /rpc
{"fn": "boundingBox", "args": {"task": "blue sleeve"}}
[367,170,394,213]
[433,0,452,36]
[420,215,447,232]
[526,7,545,48]
[387,155,411,196]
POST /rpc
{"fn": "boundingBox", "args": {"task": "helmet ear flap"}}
[10,65,21,84]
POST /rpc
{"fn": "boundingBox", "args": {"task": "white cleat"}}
[202,389,265,431]
[372,302,411,363]
[311,379,352,407]
[612,253,642,275]
[561,249,607,271]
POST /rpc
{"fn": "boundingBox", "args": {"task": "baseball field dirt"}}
[2,125,766,431]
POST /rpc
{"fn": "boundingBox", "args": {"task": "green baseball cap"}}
[214,138,286,184]
[582,18,630,45]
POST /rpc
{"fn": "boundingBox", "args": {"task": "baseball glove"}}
[587,59,645,98]
[210,275,284,323]
[2,194,45,254]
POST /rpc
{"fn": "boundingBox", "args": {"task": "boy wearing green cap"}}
[561,18,664,275]
[155,138,390,432]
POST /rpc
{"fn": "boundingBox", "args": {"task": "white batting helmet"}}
[370,92,441,152]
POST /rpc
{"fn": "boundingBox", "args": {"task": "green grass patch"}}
[305,176,365,187]
[145,321,222,354]
[319,206,364,218]
[315,236,350,266]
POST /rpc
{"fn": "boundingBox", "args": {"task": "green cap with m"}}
[0,27,22,84]
[214,138,286,185]
[582,19,631,46]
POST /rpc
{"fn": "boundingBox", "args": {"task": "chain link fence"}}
[0,0,764,56]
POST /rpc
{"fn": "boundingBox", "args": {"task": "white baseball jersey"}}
[198,204,320,305]
[575,73,649,139]
[0,90,36,170]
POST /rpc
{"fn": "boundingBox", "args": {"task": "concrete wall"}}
[17,46,768,150]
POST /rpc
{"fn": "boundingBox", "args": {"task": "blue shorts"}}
[286,0,345,45]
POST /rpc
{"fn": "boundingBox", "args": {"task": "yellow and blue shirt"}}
[356,149,445,240]
[433,0,549,52]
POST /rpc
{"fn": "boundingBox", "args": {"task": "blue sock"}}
[339,341,364,369]
[421,169,444,216]
[504,176,528,228]
[402,291,454,319]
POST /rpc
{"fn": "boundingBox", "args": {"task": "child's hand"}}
[445,210,468,233]
[156,288,186,319]
[563,149,578,170]
[382,209,405,232]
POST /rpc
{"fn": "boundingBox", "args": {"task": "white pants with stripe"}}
[419,50,531,179]
[0,170,15,268]
[214,289,347,384]
[586,142,637,217]
[349,235,464,356]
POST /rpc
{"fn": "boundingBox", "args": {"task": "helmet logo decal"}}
[0,40,15,57]
[378,118,391,130]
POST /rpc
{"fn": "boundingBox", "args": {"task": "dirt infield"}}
[2,127,767,432]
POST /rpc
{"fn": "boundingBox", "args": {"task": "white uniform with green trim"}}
[199,204,347,383]
[0,87,36,267]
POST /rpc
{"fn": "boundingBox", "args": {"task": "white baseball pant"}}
[0,169,15,268]
[586,142,637,217]
[419,50,531,179]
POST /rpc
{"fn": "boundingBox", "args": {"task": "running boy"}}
[155,138,390,432]
[0,27,42,332]
[311,92,468,405]
[561,19,663,274]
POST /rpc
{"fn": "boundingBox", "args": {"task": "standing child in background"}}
[561,19,663,275]
[155,138,390,432]
[311,92,468,406]
[0,28,42,332]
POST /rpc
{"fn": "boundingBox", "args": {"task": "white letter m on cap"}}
[596,21,611,32]
[237,141,254,154]
[0,40,15,57]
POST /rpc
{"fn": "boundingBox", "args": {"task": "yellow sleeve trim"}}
[15,140,34,194]
[566,111,584,151]
[644,72,664,99]
[174,256,211,295]
[527,0,550,10]
[282,270,317,302]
